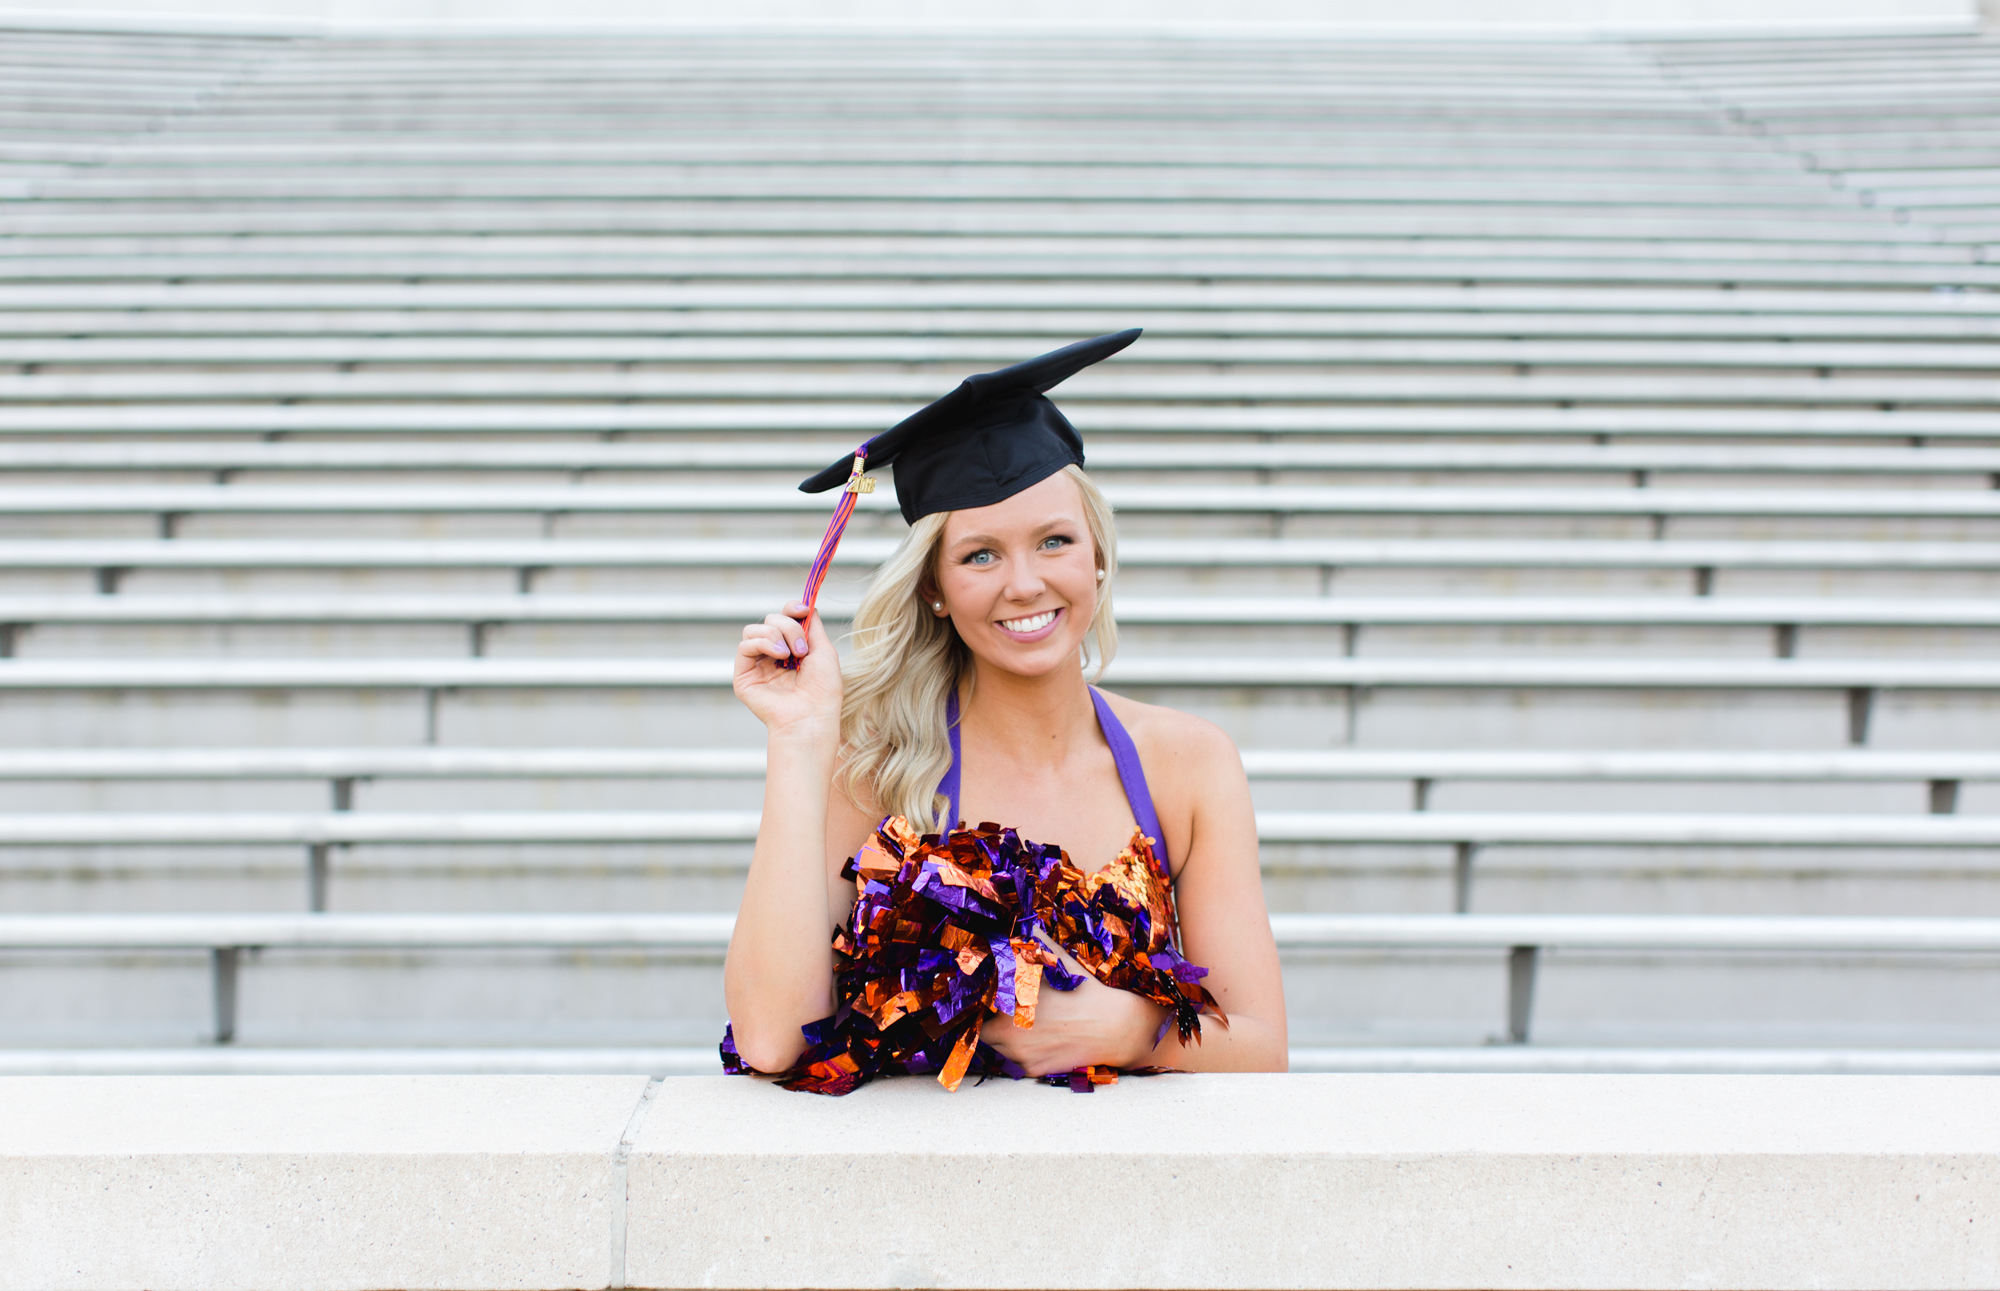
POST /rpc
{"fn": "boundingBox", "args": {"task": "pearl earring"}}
[1095,568,1106,581]
[932,600,944,612]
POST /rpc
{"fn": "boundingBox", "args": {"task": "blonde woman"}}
[724,332,1287,1088]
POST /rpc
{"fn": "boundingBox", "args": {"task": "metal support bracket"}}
[1452,841,1477,914]
[1930,779,1961,815]
[1847,687,1875,746]
[211,946,240,1044]
[1506,945,1539,1045]
[1342,685,1367,746]
[307,845,329,913]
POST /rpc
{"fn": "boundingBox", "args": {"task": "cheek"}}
[936,564,983,611]
[1054,563,1100,619]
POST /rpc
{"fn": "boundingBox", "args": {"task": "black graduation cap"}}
[799,328,1141,524]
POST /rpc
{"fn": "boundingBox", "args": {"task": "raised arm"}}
[723,601,865,1073]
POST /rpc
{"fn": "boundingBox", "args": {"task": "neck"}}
[959,655,1097,769]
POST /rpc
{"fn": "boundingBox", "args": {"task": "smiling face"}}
[930,470,1101,680]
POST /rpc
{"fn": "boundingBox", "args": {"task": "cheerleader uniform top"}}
[719,685,1226,1095]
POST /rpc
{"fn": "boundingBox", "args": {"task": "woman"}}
[724,331,1287,1086]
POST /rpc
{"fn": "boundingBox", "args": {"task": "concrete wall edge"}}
[4,1073,1999,1291]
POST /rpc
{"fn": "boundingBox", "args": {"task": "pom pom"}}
[724,816,1226,1096]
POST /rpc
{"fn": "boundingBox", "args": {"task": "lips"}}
[994,607,1063,641]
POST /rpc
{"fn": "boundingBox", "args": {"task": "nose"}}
[1000,559,1046,606]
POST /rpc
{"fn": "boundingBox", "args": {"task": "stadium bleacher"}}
[1,21,1998,1071]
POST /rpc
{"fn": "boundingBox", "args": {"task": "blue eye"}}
[1040,536,1071,550]
[965,550,995,566]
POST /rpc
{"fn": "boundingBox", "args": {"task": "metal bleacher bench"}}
[5,483,1999,531]
[6,537,1999,600]
[0,655,1989,747]
[4,745,1993,799]
[3,402,1996,443]
[5,808,1995,915]
[0,593,1992,663]
[5,910,1995,1049]
[9,337,2000,373]
[5,440,2000,483]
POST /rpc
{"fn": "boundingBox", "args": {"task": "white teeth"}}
[999,610,1057,633]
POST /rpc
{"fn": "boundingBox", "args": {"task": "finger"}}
[738,626,791,661]
[978,1014,1021,1054]
[801,606,837,655]
[764,611,809,657]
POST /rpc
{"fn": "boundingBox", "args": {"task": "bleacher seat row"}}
[1,21,1996,1068]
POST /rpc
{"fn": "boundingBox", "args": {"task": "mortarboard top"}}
[799,328,1141,524]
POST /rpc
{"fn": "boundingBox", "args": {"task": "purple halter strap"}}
[938,686,1167,870]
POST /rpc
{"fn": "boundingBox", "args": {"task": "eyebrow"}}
[947,519,1079,548]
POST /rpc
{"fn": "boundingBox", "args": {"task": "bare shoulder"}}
[1095,690,1244,787]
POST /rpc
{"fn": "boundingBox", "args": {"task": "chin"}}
[972,631,1091,679]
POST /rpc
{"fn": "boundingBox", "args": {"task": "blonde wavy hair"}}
[837,464,1119,831]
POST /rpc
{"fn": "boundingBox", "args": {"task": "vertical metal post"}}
[1773,624,1798,659]
[1929,779,1961,815]
[1341,623,1359,658]
[1452,842,1476,914]
[211,946,240,1044]
[1846,688,1874,746]
[1692,566,1714,597]
[424,688,442,745]
[1506,946,1539,1044]
[0,624,16,658]
[307,845,329,913]
[310,776,354,913]
[1412,778,1433,812]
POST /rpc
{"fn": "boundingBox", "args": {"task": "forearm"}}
[723,731,839,1071]
[1146,1010,1288,1073]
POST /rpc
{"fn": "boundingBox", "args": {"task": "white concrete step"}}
[5,335,1991,370]
[4,281,1988,316]
[4,592,1996,629]
[6,256,1984,290]
[3,404,1994,443]
[4,535,1994,583]
[3,371,1992,410]
[6,308,1997,342]
[7,438,1999,481]
[0,653,1992,694]
[6,482,1994,525]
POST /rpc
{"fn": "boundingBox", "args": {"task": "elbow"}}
[726,1014,806,1075]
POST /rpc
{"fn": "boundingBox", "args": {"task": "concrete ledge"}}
[2,1074,1995,1290]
